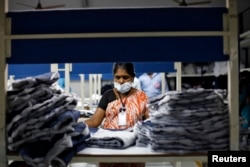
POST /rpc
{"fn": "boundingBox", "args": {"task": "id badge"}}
[118,112,127,126]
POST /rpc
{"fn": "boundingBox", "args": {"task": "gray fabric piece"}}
[8,86,54,112]
[18,123,90,167]
[20,135,73,167]
[7,94,75,137]
[8,97,77,147]
[11,72,60,90]
[136,89,230,153]
[87,128,136,149]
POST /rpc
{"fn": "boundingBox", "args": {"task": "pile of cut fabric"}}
[7,72,90,167]
[134,88,229,154]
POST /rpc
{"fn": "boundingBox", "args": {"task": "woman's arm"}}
[84,107,106,128]
[143,107,150,120]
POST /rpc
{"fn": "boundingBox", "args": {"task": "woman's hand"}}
[84,107,105,128]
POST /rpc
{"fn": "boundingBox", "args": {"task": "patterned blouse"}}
[98,88,148,129]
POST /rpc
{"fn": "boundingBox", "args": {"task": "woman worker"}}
[84,62,149,167]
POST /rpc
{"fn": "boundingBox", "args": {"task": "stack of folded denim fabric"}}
[7,72,90,167]
[87,128,136,149]
[135,88,229,154]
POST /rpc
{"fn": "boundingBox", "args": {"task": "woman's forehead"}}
[114,68,129,75]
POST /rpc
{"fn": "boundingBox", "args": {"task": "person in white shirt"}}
[132,77,141,90]
[139,72,169,99]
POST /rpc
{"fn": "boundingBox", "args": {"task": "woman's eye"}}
[122,76,129,80]
[115,76,130,80]
[115,76,121,80]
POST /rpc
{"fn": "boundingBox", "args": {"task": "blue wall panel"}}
[8,7,227,34]
[8,64,50,79]
[6,7,228,64]
[70,62,175,80]
[8,37,228,64]
[8,62,175,80]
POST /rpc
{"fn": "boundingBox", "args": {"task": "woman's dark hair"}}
[113,62,135,77]
[101,84,113,95]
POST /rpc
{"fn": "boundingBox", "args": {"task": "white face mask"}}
[114,82,132,93]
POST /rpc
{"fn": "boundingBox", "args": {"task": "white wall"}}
[9,0,86,10]
[87,0,225,8]
[9,0,226,11]
[71,79,112,98]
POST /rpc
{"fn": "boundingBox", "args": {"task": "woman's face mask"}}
[114,82,132,93]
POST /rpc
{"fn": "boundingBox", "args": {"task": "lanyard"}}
[118,93,127,112]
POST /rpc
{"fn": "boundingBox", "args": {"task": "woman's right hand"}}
[84,107,105,128]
